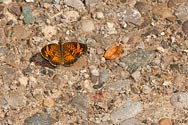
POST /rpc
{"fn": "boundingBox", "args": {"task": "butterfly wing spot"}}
[41,44,62,65]
[63,50,77,66]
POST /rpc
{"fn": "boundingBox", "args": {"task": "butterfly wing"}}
[41,43,62,66]
[62,42,87,66]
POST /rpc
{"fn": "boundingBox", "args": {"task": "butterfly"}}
[41,42,87,67]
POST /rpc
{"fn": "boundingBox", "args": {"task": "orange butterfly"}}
[41,42,87,66]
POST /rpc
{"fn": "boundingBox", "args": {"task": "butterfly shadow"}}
[30,53,56,69]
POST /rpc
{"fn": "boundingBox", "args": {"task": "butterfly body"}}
[41,42,87,66]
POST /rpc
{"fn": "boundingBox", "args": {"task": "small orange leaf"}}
[104,44,123,59]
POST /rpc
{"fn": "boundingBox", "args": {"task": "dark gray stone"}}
[120,50,156,73]
[22,5,34,24]
[24,113,57,125]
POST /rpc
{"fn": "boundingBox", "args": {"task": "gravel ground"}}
[0,0,188,125]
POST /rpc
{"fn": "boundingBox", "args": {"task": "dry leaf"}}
[104,44,123,59]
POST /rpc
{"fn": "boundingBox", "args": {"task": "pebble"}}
[134,2,150,15]
[21,5,34,24]
[105,80,130,91]
[5,92,27,108]
[90,65,99,76]
[96,12,104,19]
[64,0,85,10]
[152,4,172,19]
[159,118,172,125]
[43,98,55,107]
[0,109,5,119]
[99,71,109,83]
[106,22,117,35]
[85,0,98,9]
[0,0,12,4]
[18,76,28,86]
[25,0,34,2]
[22,66,32,75]
[93,83,104,89]
[12,25,32,40]
[43,2,51,8]
[111,101,143,124]
[120,50,156,73]
[142,85,152,94]
[83,80,94,93]
[131,70,141,82]
[63,10,80,22]
[24,113,57,125]
[170,92,188,109]
[175,2,188,22]
[71,95,88,119]
[117,8,142,25]
[80,19,95,32]
[52,74,62,85]
[182,20,188,35]
[8,4,21,16]
[96,48,104,55]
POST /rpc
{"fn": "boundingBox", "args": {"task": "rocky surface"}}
[0,0,187,124]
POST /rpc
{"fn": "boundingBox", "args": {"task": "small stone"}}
[182,20,188,35]
[0,109,5,119]
[25,0,34,2]
[105,80,130,91]
[99,71,109,83]
[5,92,27,108]
[0,0,12,4]
[22,66,32,75]
[6,20,14,25]
[159,118,172,125]
[18,76,28,86]
[34,94,43,100]
[8,4,21,16]
[43,98,55,107]
[175,2,188,22]
[43,2,51,8]
[111,101,143,124]
[106,22,117,35]
[142,85,152,94]
[64,0,85,10]
[152,4,172,19]
[21,5,34,24]
[71,95,88,119]
[12,25,32,40]
[135,2,150,15]
[80,19,95,32]
[24,113,57,125]
[131,70,141,82]
[170,92,188,109]
[85,0,98,9]
[96,12,104,19]
[93,83,104,89]
[117,8,142,25]
[63,10,80,22]
[83,80,94,93]
[90,65,99,76]
[52,74,62,85]
[96,48,104,55]
[120,50,156,73]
